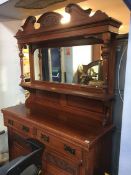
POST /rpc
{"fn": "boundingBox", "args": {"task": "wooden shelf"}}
[21,82,114,102]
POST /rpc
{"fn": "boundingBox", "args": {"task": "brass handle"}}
[22,125,29,133]
[8,119,14,126]
[64,144,76,155]
[41,134,49,142]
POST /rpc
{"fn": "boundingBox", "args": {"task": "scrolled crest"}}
[22,16,36,31]
[16,16,36,36]
[65,3,109,25]
[15,3,121,37]
[65,3,92,16]
[37,12,63,28]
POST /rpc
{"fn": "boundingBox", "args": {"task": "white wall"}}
[64,47,73,83]
[118,15,131,175]
[0,18,25,146]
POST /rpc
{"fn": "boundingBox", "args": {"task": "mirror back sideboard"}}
[2,3,122,175]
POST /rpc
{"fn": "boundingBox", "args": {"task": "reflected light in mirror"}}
[73,45,92,73]
[61,13,71,24]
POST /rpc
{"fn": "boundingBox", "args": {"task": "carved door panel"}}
[42,150,81,175]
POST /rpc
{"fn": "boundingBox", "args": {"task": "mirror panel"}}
[33,45,103,86]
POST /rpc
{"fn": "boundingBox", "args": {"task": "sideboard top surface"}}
[2,104,114,149]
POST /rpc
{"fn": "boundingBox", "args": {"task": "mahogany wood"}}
[1,3,121,175]
[2,105,114,175]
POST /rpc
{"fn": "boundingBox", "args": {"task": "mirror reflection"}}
[34,45,104,86]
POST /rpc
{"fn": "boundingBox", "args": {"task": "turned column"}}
[18,44,26,83]
[101,32,111,93]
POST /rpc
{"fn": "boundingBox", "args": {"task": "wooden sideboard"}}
[2,3,122,175]
[2,104,114,175]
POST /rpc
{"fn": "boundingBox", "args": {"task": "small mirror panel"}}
[23,46,30,82]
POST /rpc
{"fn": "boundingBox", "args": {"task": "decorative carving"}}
[44,152,77,174]
[101,33,111,92]
[37,12,62,28]
[65,3,109,26]
[15,3,121,37]
[22,16,36,31]
[16,16,36,36]
[66,3,92,16]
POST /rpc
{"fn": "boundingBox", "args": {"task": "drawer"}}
[4,116,15,128]
[38,129,82,161]
[4,116,13,127]
[4,116,33,137]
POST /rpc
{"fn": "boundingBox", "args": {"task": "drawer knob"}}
[22,125,29,133]
[8,119,14,126]
[41,134,49,142]
[64,144,76,155]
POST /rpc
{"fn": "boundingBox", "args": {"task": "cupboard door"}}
[8,129,31,160]
[10,141,30,159]
[43,150,81,175]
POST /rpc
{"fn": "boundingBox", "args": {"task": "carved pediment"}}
[16,3,121,38]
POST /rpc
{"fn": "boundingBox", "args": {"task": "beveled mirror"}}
[33,44,103,86]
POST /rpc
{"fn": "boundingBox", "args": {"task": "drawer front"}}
[4,116,14,127]
[38,129,82,161]
[4,116,33,137]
